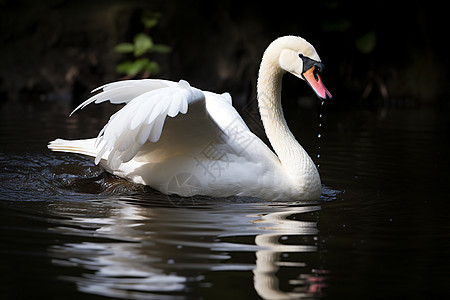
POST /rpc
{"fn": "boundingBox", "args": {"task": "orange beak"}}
[302,66,332,100]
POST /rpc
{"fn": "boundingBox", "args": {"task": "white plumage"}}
[49,36,331,201]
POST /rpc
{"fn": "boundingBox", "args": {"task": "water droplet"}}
[316,109,324,168]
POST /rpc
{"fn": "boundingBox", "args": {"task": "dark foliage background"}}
[0,0,448,109]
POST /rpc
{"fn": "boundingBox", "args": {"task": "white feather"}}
[49,36,329,201]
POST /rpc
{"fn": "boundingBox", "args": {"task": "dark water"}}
[1,99,449,299]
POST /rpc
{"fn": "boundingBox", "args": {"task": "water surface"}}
[1,99,449,299]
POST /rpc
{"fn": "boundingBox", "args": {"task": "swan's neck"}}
[257,57,321,198]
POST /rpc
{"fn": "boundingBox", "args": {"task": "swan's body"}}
[49,36,331,201]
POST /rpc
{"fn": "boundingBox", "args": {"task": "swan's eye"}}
[298,53,324,75]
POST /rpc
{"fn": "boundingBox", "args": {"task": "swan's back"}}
[50,79,289,200]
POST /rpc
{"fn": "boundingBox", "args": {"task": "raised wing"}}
[70,79,175,115]
[73,80,208,169]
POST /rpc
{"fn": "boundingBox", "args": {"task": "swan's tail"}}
[48,138,99,159]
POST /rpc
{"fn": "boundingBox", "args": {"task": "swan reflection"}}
[48,196,327,299]
[253,206,327,299]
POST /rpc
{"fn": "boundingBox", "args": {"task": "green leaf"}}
[141,11,161,28]
[114,42,134,53]
[355,31,377,54]
[133,33,153,57]
[116,58,149,76]
[142,18,158,29]
[144,61,160,74]
[151,44,172,53]
[116,62,132,76]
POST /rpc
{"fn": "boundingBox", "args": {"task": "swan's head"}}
[268,36,332,99]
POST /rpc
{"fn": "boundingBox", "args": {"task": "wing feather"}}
[71,79,206,168]
[136,122,154,145]
[70,79,175,116]
[148,114,166,143]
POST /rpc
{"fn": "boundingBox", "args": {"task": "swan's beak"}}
[302,66,332,100]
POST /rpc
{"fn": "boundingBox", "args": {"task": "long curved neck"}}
[257,53,321,196]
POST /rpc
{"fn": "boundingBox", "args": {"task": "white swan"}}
[49,36,331,201]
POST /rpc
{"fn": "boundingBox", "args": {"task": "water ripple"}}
[45,192,326,299]
[1,150,329,299]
